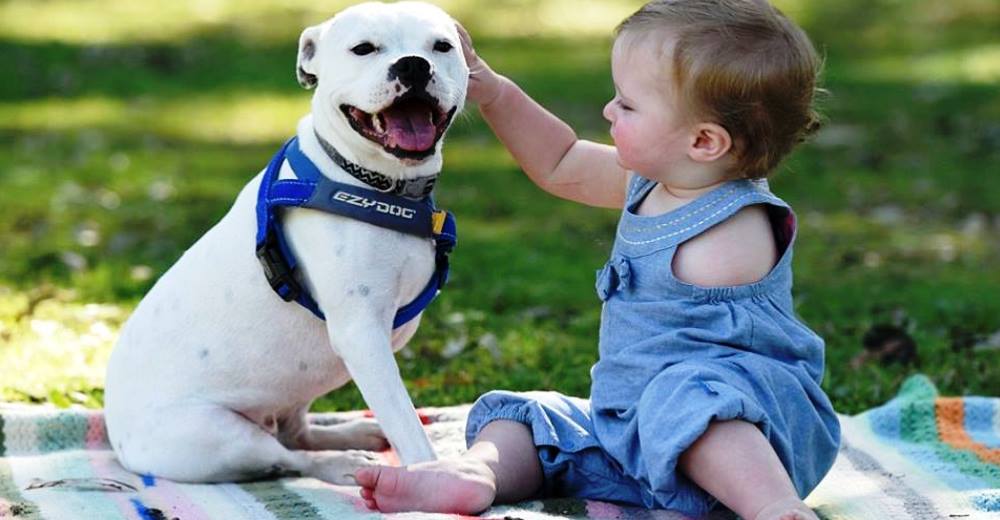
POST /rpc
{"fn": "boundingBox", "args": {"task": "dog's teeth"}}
[372,113,384,134]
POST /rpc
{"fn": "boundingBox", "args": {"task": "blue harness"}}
[254,137,456,329]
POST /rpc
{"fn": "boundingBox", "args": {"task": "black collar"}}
[313,130,438,199]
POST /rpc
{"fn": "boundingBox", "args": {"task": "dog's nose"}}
[388,56,432,89]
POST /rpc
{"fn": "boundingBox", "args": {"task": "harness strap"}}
[255,137,456,329]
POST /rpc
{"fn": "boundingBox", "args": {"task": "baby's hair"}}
[617,0,823,179]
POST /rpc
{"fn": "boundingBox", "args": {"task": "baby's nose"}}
[602,100,615,123]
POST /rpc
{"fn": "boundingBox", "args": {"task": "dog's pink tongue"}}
[383,103,436,152]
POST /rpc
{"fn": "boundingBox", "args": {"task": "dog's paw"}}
[308,450,381,485]
[308,418,390,451]
[341,418,391,452]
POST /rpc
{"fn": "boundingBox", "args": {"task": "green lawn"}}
[1,0,998,414]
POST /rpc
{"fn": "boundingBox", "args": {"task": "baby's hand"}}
[456,23,503,107]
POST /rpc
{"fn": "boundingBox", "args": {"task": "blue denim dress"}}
[465,176,841,517]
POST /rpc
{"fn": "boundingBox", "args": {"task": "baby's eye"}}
[618,99,633,111]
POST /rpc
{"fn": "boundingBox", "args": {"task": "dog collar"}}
[254,137,457,328]
[314,130,438,200]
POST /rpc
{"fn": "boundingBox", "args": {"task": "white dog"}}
[104,1,468,484]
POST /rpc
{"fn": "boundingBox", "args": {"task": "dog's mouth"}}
[340,92,456,161]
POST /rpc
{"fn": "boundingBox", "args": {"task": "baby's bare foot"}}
[354,458,496,514]
[753,497,819,520]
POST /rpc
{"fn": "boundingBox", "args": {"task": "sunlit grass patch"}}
[443,0,640,39]
[0,94,309,144]
[0,0,644,45]
[844,44,1000,84]
[0,0,315,45]
[0,287,127,407]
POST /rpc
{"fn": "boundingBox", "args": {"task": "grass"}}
[1,0,998,415]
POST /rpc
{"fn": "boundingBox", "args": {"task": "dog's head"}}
[297,1,468,177]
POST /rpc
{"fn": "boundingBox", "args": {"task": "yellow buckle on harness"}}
[432,210,447,235]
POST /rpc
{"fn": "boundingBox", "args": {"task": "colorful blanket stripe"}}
[1,375,997,519]
[806,375,999,519]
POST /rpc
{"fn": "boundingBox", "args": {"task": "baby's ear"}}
[688,123,732,163]
[296,24,322,89]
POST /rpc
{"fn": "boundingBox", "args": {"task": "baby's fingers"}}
[455,23,478,65]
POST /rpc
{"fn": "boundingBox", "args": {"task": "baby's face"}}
[603,35,693,178]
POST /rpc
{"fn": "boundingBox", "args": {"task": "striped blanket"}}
[1,375,997,519]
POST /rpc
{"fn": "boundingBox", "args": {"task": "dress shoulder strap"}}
[624,173,655,205]
[614,178,790,256]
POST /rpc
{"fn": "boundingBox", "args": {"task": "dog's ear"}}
[296,25,322,89]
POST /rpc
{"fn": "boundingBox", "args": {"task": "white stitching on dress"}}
[624,186,741,233]
[617,192,758,245]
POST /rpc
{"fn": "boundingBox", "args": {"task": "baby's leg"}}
[678,420,818,520]
[354,419,542,513]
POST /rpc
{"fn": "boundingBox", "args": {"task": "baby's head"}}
[615,0,822,179]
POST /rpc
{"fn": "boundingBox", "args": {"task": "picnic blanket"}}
[1,375,997,519]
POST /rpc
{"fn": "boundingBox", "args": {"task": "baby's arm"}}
[459,26,628,209]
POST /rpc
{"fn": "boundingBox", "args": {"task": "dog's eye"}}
[351,43,377,56]
[433,40,453,53]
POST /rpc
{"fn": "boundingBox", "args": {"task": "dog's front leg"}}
[329,323,437,465]
[284,210,437,465]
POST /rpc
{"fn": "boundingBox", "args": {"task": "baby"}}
[356,1,840,519]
